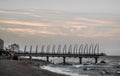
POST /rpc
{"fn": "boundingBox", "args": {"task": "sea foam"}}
[41,65,88,76]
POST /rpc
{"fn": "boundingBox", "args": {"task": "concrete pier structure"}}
[16,44,105,64]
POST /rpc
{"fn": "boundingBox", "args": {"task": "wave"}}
[41,65,88,76]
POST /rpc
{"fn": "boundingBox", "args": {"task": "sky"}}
[0,0,120,55]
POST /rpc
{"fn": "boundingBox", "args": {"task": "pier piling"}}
[46,56,49,62]
[29,45,32,60]
[94,57,98,64]
[63,57,66,64]
[79,57,82,64]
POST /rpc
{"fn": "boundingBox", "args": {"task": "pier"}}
[16,44,105,64]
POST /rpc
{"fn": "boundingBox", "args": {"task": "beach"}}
[0,59,67,76]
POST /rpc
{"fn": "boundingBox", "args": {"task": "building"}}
[9,44,19,52]
[0,38,4,49]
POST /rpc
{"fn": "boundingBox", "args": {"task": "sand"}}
[0,59,67,76]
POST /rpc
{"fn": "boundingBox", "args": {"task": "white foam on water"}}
[72,64,84,68]
[41,65,88,76]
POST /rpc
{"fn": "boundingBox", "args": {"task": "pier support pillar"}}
[29,56,32,60]
[94,57,98,64]
[46,56,49,62]
[63,57,66,64]
[79,57,82,64]
[29,45,32,60]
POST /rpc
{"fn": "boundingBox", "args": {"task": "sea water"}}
[27,56,120,76]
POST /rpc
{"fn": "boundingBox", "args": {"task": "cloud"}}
[0,20,49,27]
[0,9,120,38]
[0,10,37,17]
[78,31,111,38]
[65,16,120,38]
[70,25,87,29]
[74,17,120,26]
[0,27,60,35]
[76,17,112,24]
[66,16,120,31]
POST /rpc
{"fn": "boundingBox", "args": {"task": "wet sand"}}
[0,60,67,76]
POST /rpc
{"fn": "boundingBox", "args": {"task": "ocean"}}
[26,56,120,76]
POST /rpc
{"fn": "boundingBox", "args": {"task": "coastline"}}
[0,56,120,76]
[0,59,67,76]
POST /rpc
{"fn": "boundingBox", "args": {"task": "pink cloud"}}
[76,17,114,24]
[0,10,37,17]
[77,32,112,38]
[77,28,120,38]
[0,27,68,36]
[0,20,49,27]
[70,25,88,31]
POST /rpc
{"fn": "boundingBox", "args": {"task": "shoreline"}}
[0,59,67,76]
[0,57,120,76]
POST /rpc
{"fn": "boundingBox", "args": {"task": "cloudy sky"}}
[0,0,120,55]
